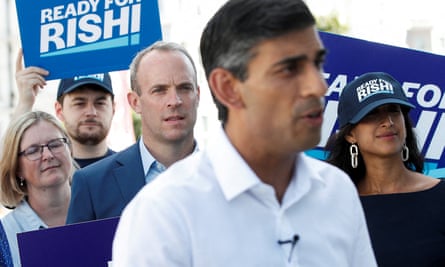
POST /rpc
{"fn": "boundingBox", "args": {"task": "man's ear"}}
[208,68,244,110]
[54,101,65,122]
[127,91,141,114]
[111,100,116,115]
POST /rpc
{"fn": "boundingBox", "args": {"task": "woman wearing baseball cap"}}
[325,72,445,266]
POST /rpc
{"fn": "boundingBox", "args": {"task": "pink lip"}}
[41,165,58,172]
[377,132,397,138]
[301,108,323,127]
[164,115,185,122]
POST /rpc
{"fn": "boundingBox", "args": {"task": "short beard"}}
[71,130,108,146]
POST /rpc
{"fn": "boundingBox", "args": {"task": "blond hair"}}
[0,111,73,207]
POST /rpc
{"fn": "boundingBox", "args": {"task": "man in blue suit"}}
[66,41,200,223]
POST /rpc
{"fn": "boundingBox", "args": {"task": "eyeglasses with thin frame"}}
[18,138,69,161]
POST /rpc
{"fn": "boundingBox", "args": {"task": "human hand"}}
[14,49,49,116]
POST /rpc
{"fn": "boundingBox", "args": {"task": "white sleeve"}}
[350,194,378,267]
[111,189,192,267]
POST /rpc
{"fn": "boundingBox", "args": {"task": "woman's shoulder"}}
[415,173,445,193]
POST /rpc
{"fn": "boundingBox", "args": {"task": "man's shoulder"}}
[301,153,345,172]
[75,143,140,175]
[300,153,353,184]
[142,152,209,193]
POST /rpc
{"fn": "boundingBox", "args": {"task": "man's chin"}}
[74,134,107,146]
[163,130,192,143]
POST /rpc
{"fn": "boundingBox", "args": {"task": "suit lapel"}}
[112,143,146,203]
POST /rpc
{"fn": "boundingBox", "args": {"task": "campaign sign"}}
[18,217,119,267]
[15,0,162,80]
[307,32,445,178]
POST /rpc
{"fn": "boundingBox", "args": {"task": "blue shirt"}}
[138,138,166,184]
[138,137,198,184]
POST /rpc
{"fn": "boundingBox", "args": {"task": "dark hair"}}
[325,108,424,185]
[200,0,316,123]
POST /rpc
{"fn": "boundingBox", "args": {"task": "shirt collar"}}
[206,126,262,201]
[207,125,325,203]
[280,153,327,207]
[139,137,156,176]
[15,200,48,230]
[139,137,200,176]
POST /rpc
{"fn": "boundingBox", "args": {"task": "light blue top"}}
[138,138,166,184]
[138,137,198,184]
[1,201,47,267]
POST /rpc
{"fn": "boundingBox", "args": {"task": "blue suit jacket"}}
[66,143,145,224]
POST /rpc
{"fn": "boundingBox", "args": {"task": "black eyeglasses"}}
[18,138,68,161]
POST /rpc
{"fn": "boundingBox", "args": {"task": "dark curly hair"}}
[325,107,424,185]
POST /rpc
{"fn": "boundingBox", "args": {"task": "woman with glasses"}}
[325,72,445,266]
[0,111,76,267]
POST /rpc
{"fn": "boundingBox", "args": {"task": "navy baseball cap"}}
[57,73,113,99]
[338,72,415,128]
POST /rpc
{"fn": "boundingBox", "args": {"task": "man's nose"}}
[301,66,327,98]
[167,89,183,108]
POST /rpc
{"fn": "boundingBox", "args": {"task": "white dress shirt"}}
[112,126,377,267]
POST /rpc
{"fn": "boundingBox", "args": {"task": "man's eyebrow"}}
[273,54,308,68]
[94,95,109,100]
[177,81,195,87]
[316,49,327,59]
[273,49,328,68]
[70,96,88,101]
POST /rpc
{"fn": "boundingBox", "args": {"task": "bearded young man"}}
[14,50,115,168]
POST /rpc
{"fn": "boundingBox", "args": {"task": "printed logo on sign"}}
[40,0,141,57]
[74,73,105,82]
[356,78,394,102]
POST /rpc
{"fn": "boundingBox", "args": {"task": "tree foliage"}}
[317,13,348,34]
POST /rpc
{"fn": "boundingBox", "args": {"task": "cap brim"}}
[62,80,113,96]
[349,98,415,125]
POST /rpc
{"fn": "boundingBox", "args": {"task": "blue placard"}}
[310,32,445,178]
[15,0,162,80]
[18,217,119,267]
